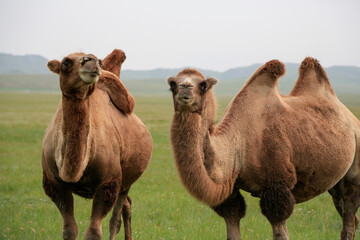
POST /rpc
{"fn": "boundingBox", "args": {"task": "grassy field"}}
[0,92,360,240]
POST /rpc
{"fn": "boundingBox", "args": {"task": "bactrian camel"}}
[167,58,360,240]
[42,49,152,240]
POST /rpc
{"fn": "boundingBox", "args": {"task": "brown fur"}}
[97,71,135,114]
[101,49,126,78]
[42,49,152,240]
[167,59,360,240]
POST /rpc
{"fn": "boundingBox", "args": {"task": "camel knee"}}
[260,185,295,224]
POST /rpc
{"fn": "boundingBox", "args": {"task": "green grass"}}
[0,92,360,239]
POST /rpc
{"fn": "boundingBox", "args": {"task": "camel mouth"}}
[79,70,101,84]
[177,96,194,106]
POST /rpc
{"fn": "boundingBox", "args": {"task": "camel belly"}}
[291,150,355,203]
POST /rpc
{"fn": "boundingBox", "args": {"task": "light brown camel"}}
[42,49,152,240]
[167,58,360,240]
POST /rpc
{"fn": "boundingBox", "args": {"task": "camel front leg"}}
[270,221,289,240]
[85,178,120,240]
[109,189,130,240]
[260,185,295,240]
[213,189,246,240]
[42,172,78,240]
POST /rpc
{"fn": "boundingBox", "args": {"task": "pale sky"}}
[0,0,359,71]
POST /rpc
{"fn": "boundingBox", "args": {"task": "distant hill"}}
[0,53,48,74]
[0,53,359,95]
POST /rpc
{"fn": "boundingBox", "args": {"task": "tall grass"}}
[0,92,359,239]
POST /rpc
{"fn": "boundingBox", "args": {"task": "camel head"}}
[47,53,102,99]
[167,69,218,113]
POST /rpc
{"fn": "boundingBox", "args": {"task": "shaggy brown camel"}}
[42,49,152,240]
[167,58,360,240]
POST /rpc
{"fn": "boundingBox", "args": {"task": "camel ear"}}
[167,77,177,91]
[200,77,218,93]
[47,60,61,74]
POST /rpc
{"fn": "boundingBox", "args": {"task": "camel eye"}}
[200,82,207,91]
[61,58,73,72]
[63,59,71,67]
[169,81,177,90]
[98,59,102,67]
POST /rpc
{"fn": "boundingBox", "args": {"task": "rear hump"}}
[290,57,335,96]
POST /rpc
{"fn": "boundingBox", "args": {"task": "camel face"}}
[167,68,217,113]
[47,53,102,99]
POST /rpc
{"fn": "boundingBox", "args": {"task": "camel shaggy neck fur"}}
[42,49,152,240]
[168,58,360,240]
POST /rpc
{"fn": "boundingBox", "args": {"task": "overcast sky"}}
[0,0,359,71]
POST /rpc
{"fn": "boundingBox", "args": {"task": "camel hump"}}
[258,59,286,79]
[290,57,335,96]
[242,59,285,92]
[98,71,135,114]
[101,49,126,78]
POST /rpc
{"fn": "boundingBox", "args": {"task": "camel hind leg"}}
[122,196,132,240]
[329,179,360,240]
[213,189,246,240]
[109,190,132,240]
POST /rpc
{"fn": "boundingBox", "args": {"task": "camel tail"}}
[291,57,335,96]
[101,49,126,78]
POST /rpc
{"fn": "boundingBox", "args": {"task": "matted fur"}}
[167,58,360,240]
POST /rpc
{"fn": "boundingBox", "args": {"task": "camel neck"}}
[59,95,91,182]
[170,111,233,206]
